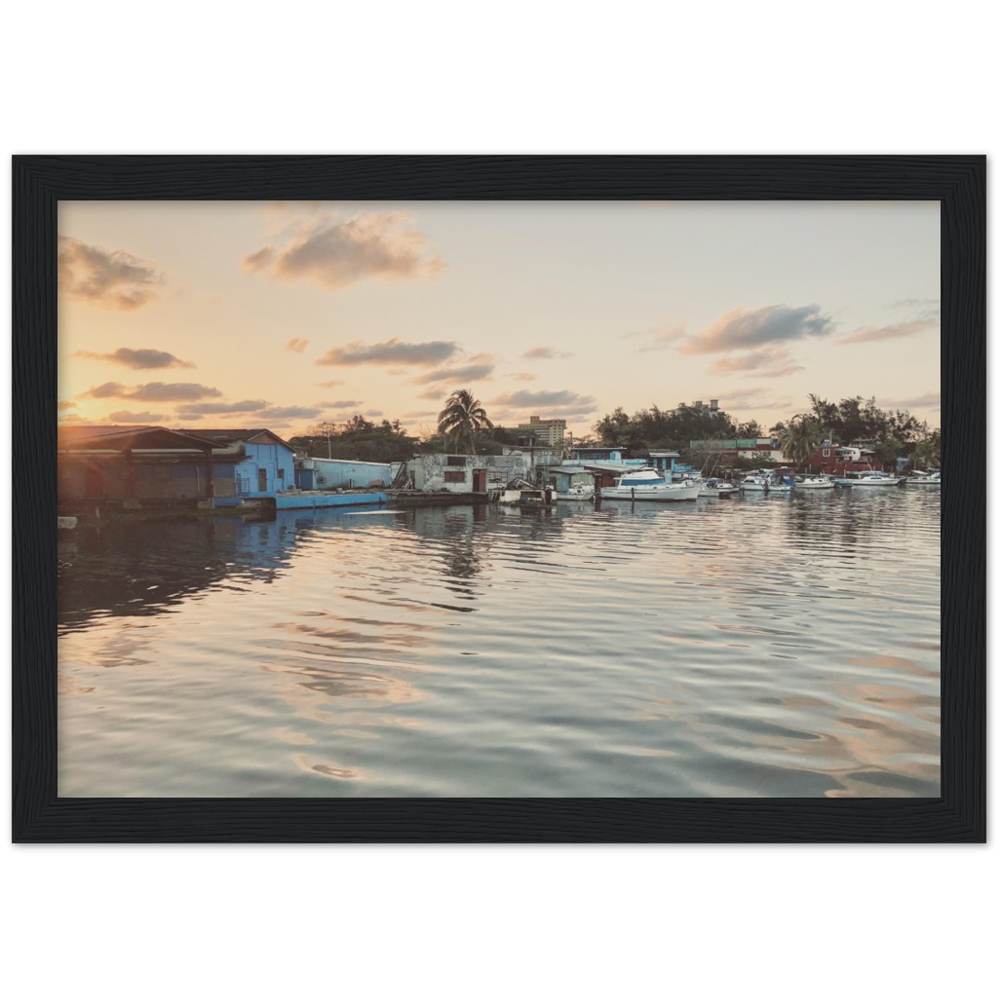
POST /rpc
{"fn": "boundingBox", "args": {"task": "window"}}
[822,448,830,457]
[444,470,466,483]
[446,456,466,466]
[277,468,285,480]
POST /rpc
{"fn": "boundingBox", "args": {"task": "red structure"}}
[806,443,881,475]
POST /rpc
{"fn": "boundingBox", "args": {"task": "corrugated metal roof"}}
[57,425,220,449]
[179,428,295,451]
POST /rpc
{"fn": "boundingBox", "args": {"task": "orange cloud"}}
[59,236,162,310]
[243,211,445,291]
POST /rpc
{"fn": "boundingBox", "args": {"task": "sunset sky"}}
[57,200,941,440]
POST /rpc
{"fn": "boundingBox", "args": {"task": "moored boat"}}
[555,484,595,501]
[834,471,905,487]
[600,467,700,502]
[697,478,736,498]
[907,471,941,486]
[739,472,794,493]
[794,476,835,490]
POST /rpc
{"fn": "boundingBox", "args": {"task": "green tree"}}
[780,415,827,469]
[437,389,493,454]
[911,430,941,470]
[735,420,763,438]
[290,415,417,464]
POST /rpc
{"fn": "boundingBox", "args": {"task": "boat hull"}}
[834,478,905,487]
[600,483,701,502]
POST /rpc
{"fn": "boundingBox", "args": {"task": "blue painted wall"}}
[235,441,296,496]
[300,458,392,490]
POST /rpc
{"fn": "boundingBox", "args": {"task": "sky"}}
[57,200,941,440]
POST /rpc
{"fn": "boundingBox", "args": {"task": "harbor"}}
[57,484,941,797]
[52,198,943,804]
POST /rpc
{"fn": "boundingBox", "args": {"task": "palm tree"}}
[779,415,826,470]
[437,389,493,454]
[911,431,941,471]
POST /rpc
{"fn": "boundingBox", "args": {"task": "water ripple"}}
[58,489,940,797]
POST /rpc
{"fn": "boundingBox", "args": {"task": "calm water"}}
[58,489,940,797]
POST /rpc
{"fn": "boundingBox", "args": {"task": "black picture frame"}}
[13,155,985,843]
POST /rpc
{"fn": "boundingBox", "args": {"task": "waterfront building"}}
[58,425,304,509]
[185,429,296,502]
[688,437,787,463]
[407,452,532,493]
[295,456,394,490]
[58,425,223,507]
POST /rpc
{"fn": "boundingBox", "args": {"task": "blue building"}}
[571,445,624,463]
[295,457,393,491]
[187,428,297,501]
[647,450,681,475]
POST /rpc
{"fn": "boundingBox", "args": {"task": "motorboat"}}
[794,476,835,490]
[697,478,737,498]
[498,477,557,507]
[600,467,700,502]
[739,472,794,493]
[833,471,906,487]
[555,484,595,501]
[907,471,941,486]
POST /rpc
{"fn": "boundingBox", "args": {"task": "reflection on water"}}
[58,490,941,797]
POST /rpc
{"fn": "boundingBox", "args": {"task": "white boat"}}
[600,467,700,502]
[907,471,941,486]
[794,476,835,490]
[498,478,557,506]
[697,478,737,498]
[555,484,595,501]
[834,471,905,487]
[739,473,794,493]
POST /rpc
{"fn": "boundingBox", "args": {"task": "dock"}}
[387,490,491,508]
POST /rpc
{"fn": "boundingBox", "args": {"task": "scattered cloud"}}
[258,405,323,420]
[488,389,596,409]
[366,410,384,417]
[708,346,805,378]
[522,346,572,360]
[884,298,939,312]
[316,379,345,388]
[508,372,537,382]
[174,399,269,415]
[624,321,687,353]
[242,210,445,291]
[72,347,194,370]
[837,318,938,345]
[410,353,497,385]
[107,410,167,424]
[57,401,76,412]
[317,338,458,367]
[679,305,834,355]
[83,381,222,402]
[58,236,162,310]
[878,391,941,411]
[286,338,309,353]
[317,399,363,408]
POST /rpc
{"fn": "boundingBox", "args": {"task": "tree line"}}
[290,390,940,472]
